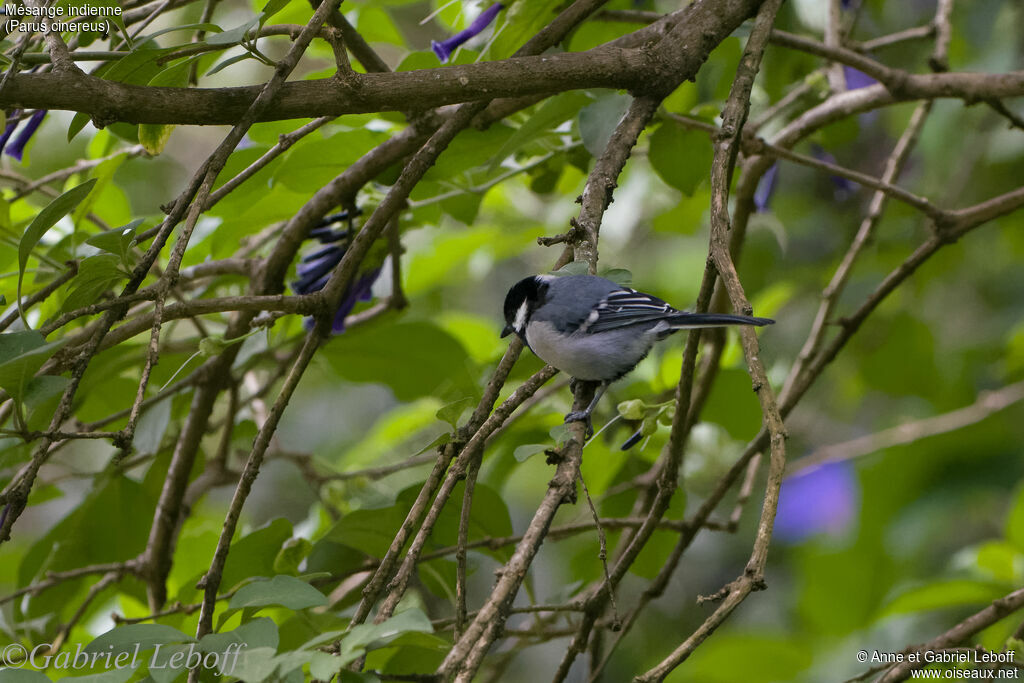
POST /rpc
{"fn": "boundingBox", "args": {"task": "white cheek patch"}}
[513,300,529,333]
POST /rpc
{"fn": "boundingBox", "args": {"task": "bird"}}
[501,274,774,438]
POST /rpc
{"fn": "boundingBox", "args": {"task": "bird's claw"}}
[564,410,594,440]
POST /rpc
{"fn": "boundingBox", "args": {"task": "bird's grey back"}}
[533,275,622,333]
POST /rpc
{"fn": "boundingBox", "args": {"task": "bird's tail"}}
[667,312,774,329]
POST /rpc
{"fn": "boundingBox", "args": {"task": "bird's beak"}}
[500,324,513,338]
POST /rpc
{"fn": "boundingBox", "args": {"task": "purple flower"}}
[329,267,381,333]
[843,66,877,91]
[753,162,780,212]
[3,110,46,161]
[810,144,857,200]
[431,3,503,63]
[291,212,381,334]
[0,109,23,156]
[775,462,859,543]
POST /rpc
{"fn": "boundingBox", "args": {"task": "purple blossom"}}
[843,66,877,91]
[6,110,47,161]
[431,3,503,63]
[0,109,23,156]
[291,212,381,334]
[775,462,859,543]
[329,267,381,333]
[810,144,857,200]
[753,162,780,212]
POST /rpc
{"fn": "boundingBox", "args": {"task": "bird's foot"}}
[564,410,594,440]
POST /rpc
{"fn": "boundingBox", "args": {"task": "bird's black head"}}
[502,276,549,339]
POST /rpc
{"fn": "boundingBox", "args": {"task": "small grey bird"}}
[501,274,774,435]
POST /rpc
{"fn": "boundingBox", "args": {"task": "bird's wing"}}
[579,288,679,333]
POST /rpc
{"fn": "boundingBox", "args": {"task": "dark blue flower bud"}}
[431,4,503,63]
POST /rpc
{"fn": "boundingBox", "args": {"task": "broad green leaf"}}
[200,617,279,652]
[260,0,290,23]
[578,92,633,157]
[224,647,278,682]
[551,261,589,276]
[206,17,259,45]
[23,374,69,429]
[61,254,127,313]
[17,178,97,326]
[139,22,223,41]
[513,444,548,462]
[72,155,126,228]
[59,667,135,683]
[228,575,328,610]
[220,518,293,591]
[354,7,403,45]
[0,330,67,403]
[310,651,353,680]
[321,321,475,402]
[601,268,632,286]
[327,503,408,558]
[85,218,143,269]
[206,53,255,77]
[139,123,174,155]
[85,623,191,654]
[273,129,388,192]
[132,396,172,456]
[648,121,713,195]
[341,609,433,656]
[436,397,473,428]
[881,579,1007,616]
[488,91,592,171]
[273,537,313,575]
[0,671,52,682]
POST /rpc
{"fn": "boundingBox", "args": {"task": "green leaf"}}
[132,397,172,456]
[72,155,126,228]
[578,92,633,157]
[274,129,387,192]
[17,178,97,326]
[327,503,408,558]
[551,261,589,276]
[139,123,175,155]
[881,579,1007,616]
[601,268,632,287]
[648,121,713,195]
[273,537,313,575]
[260,0,290,22]
[86,623,191,654]
[207,17,259,45]
[220,518,293,591]
[436,397,473,428]
[0,331,67,403]
[85,218,142,267]
[206,53,254,76]
[488,91,592,172]
[59,668,135,683]
[228,575,328,610]
[0,671,53,682]
[61,254,127,313]
[23,375,69,429]
[310,651,352,680]
[321,322,475,402]
[138,22,223,41]
[513,444,548,462]
[341,609,433,656]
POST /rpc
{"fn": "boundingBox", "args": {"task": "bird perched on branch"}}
[501,273,774,437]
